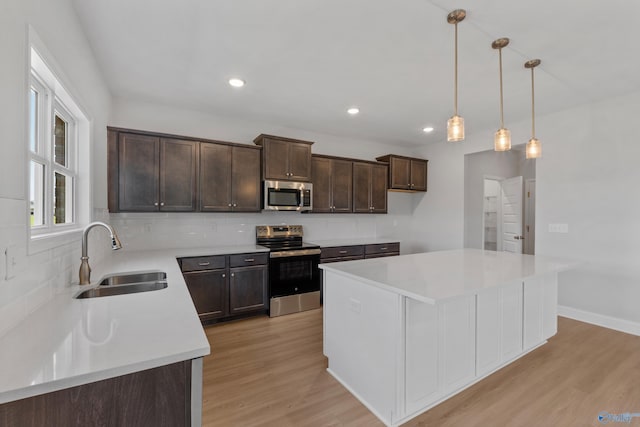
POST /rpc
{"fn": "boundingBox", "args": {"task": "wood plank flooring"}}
[201,309,640,427]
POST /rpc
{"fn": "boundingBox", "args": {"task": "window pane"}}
[29,88,38,153]
[54,172,73,224]
[54,114,67,167]
[30,161,44,227]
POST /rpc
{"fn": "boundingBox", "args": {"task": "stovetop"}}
[255,225,320,251]
[258,241,320,251]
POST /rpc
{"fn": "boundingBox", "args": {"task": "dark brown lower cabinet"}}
[0,361,192,427]
[180,253,268,324]
[183,268,228,321]
[229,265,268,315]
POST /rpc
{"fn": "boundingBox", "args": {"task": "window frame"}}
[27,39,89,247]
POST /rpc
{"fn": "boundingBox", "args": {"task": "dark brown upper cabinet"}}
[376,155,428,192]
[109,130,198,212]
[253,134,313,182]
[200,143,261,212]
[311,155,353,213]
[353,161,388,213]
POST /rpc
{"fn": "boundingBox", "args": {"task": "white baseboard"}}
[558,305,640,337]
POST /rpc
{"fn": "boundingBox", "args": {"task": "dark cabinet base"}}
[0,361,193,427]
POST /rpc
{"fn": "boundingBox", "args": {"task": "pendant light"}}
[525,59,542,159]
[447,9,466,142]
[492,38,511,151]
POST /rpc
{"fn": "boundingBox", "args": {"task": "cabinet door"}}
[231,146,261,211]
[371,163,388,213]
[332,159,353,212]
[159,138,198,211]
[288,142,312,181]
[229,265,268,314]
[183,270,228,321]
[312,157,332,212]
[262,138,290,180]
[118,133,159,211]
[352,162,371,213]
[200,143,232,212]
[390,157,411,190]
[410,159,428,191]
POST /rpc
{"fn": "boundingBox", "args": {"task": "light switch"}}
[548,223,569,233]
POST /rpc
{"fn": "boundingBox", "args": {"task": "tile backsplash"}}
[109,211,379,250]
[0,200,111,337]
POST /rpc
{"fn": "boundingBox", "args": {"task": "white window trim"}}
[27,27,92,254]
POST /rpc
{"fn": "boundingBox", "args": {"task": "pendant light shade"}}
[447,9,466,142]
[525,59,542,159]
[492,38,511,152]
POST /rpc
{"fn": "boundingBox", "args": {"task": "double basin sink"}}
[75,271,167,299]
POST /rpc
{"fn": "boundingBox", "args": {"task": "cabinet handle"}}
[380,247,387,251]
[339,250,348,254]
[233,203,237,207]
[222,273,226,278]
[198,262,210,266]
[244,258,255,262]
[231,273,235,277]
[154,202,158,206]
[160,202,165,206]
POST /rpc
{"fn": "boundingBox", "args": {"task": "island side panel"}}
[323,270,403,426]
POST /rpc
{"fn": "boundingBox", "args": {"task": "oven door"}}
[268,252,321,317]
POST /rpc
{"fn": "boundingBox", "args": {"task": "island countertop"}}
[319,248,574,304]
[0,245,267,404]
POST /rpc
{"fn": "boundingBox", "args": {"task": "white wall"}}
[107,98,419,252]
[413,91,640,332]
[0,0,111,336]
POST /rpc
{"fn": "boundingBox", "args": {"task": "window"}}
[28,45,87,239]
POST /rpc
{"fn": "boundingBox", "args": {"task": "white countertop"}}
[310,238,400,247]
[320,248,575,304]
[0,244,266,404]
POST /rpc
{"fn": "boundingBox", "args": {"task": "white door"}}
[501,176,523,253]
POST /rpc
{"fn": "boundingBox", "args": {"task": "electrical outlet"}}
[5,245,16,280]
[349,298,361,314]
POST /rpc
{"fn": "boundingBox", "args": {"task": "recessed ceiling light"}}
[228,78,245,88]
[347,107,360,115]
[423,126,434,133]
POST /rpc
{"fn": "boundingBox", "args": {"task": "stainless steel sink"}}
[75,271,168,299]
[99,271,167,286]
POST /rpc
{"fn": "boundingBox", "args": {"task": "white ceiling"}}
[72,0,639,147]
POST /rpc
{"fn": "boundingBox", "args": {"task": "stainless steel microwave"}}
[264,180,313,211]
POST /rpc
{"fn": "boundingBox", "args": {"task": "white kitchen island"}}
[320,248,573,427]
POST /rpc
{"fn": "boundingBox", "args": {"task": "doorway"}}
[464,147,536,254]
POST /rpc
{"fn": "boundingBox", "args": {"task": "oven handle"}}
[270,248,321,258]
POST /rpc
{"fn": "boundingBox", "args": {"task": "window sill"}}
[29,227,82,255]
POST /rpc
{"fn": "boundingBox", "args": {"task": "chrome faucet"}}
[79,221,122,285]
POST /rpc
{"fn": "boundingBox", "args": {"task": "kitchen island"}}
[320,248,573,427]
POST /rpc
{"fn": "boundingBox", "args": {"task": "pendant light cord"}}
[498,48,504,128]
[454,22,459,116]
[530,67,536,139]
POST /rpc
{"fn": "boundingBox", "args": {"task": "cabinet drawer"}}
[321,255,365,264]
[180,255,226,272]
[364,252,399,259]
[321,245,364,259]
[229,253,269,268]
[365,242,400,255]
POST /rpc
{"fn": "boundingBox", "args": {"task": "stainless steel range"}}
[256,225,321,317]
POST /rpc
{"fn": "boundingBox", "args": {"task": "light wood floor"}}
[201,309,640,427]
